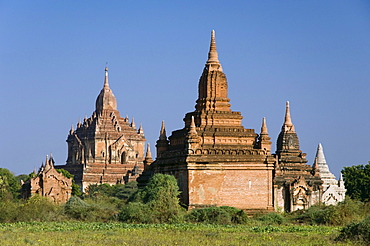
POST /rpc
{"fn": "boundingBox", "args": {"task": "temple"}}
[137,31,341,212]
[139,31,276,212]
[56,67,146,191]
[314,143,346,205]
[22,155,72,203]
[43,30,344,210]
[274,102,323,211]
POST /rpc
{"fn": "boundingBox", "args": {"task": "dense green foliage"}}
[64,196,118,221]
[290,199,370,226]
[119,174,185,223]
[185,206,249,224]
[342,162,370,201]
[85,181,138,201]
[0,168,21,199]
[257,212,286,225]
[337,216,370,243]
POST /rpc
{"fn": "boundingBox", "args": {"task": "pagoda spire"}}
[95,66,117,113]
[312,157,320,176]
[195,30,230,113]
[283,101,295,132]
[145,143,152,159]
[258,117,271,152]
[131,117,136,128]
[189,116,197,134]
[206,30,221,68]
[138,123,144,135]
[159,121,167,140]
[104,66,109,88]
[156,121,169,156]
[261,117,268,135]
[314,143,336,180]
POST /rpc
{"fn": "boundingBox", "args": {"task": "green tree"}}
[85,181,138,201]
[0,168,21,200]
[120,174,185,223]
[342,162,370,202]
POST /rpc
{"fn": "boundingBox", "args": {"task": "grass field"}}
[0,222,358,246]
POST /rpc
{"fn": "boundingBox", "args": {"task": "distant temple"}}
[56,67,146,191]
[22,155,72,203]
[314,143,346,205]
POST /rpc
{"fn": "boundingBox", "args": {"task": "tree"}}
[0,168,21,200]
[120,174,185,223]
[342,162,370,202]
[85,181,138,201]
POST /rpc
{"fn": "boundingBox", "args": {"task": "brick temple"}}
[56,68,146,191]
[138,31,345,212]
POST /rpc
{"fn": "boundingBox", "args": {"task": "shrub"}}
[258,212,285,225]
[65,196,118,222]
[337,216,370,243]
[19,195,64,221]
[186,206,249,225]
[120,174,185,223]
[85,181,138,201]
[0,199,20,222]
[118,202,151,223]
[65,196,92,220]
[291,199,368,226]
[291,204,332,225]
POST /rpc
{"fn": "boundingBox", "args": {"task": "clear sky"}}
[1,1,370,178]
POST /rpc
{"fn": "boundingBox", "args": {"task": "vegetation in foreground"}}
[0,222,354,246]
[1,169,370,245]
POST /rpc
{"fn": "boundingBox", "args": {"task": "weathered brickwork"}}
[56,68,146,191]
[22,156,72,203]
[138,31,334,212]
[139,31,275,211]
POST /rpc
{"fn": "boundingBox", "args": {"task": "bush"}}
[337,216,370,243]
[85,181,138,201]
[120,174,185,223]
[186,206,249,225]
[65,196,118,222]
[19,195,64,222]
[291,199,369,226]
[258,212,285,225]
[118,202,151,223]
[0,199,20,222]
[64,196,91,220]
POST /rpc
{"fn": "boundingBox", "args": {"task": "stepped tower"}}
[274,102,323,212]
[57,67,146,191]
[142,31,275,211]
[314,143,346,205]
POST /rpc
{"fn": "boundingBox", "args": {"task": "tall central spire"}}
[195,30,230,112]
[104,66,109,88]
[206,30,221,66]
[95,66,117,113]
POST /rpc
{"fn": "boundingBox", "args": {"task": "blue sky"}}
[1,1,370,178]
